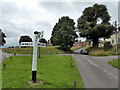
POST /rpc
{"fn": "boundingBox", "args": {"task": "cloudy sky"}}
[0,0,119,47]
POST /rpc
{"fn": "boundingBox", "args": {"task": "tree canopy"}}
[51,16,77,51]
[0,29,6,46]
[19,35,32,44]
[39,38,47,44]
[77,3,115,47]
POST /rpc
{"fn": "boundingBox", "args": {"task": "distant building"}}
[20,42,46,47]
[105,31,120,45]
[0,30,2,46]
[47,40,53,46]
[74,42,89,47]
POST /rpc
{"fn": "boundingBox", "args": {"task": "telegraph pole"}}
[38,46,40,58]
[114,21,118,52]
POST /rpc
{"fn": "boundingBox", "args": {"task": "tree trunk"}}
[92,39,99,48]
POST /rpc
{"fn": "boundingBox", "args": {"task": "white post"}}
[32,31,38,83]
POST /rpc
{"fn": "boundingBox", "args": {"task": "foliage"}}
[0,29,6,46]
[104,41,113,50]
[51,16,78,51]
[19,35,32,44]
[39,38,47,45]
[77,3,114,48]
[85,47,118,56]
[2,55,84,88]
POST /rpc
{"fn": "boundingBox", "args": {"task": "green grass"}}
[0,64,2,89]
[108,58,120,69]
[2,46,66,54]
[85,47,118,56]
[2,55,84,88]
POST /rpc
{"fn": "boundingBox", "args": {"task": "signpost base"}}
[32,71,37,83]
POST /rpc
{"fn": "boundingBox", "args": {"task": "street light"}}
[32,31,43,83]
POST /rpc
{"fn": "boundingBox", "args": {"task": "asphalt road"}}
[73,49,119,88]
[0,49,13,64]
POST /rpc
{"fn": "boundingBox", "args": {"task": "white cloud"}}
[1,0,119,47]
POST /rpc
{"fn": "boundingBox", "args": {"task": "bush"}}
[104,42,113,50]
[87,46,118,56]
[58,45,71,51]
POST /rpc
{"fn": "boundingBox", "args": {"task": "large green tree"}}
[19,35,32,44]
[51,16,77,51]
[0,29,6,46]
[77,3,115,47]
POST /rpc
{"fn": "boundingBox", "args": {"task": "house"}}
[0,30,2,46]
[105,31,120,45]
[74,42,89,47]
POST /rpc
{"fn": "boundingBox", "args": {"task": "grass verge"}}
[0,64,2,89]
[108,58,120,69]
[2,46,66,54]
[85,47,118,56]
[2,55,84,88]
[71,46,82,51]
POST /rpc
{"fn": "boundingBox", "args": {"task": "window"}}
[112,40,114,44]
[118,38,120,43]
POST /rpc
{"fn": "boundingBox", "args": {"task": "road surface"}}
[0,49,13,64]
[73,49,119,88]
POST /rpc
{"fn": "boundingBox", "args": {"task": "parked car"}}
[80,49,89,55]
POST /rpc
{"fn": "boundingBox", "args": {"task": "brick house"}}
[74,42,89,47]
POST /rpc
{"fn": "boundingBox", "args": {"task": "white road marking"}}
[108,72,112,75]
[104,69,114,76]
[104,70,106,71]
[88,60,98,67]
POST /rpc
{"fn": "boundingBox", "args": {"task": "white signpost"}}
[32,31,43,83]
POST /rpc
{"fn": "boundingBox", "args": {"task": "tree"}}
[0,29,6,46]
[77,3,115,48]
[39,38,47,45]
[19,35,32,44]
[51,16,77,51]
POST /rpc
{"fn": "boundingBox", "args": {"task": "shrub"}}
[104,42,113,50]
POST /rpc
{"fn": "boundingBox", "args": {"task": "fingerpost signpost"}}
[32,31,43,83]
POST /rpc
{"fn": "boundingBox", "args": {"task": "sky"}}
[0,0,119,47]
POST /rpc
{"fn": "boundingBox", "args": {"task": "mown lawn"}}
[2,46,66,54]
[108,58,120,69]
[2,55,84,88]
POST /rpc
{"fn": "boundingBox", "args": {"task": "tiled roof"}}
[75,42,89,44]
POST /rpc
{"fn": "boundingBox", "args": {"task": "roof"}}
[75,42,89,44]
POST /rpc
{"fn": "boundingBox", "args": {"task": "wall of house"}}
[105,31,120,45]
